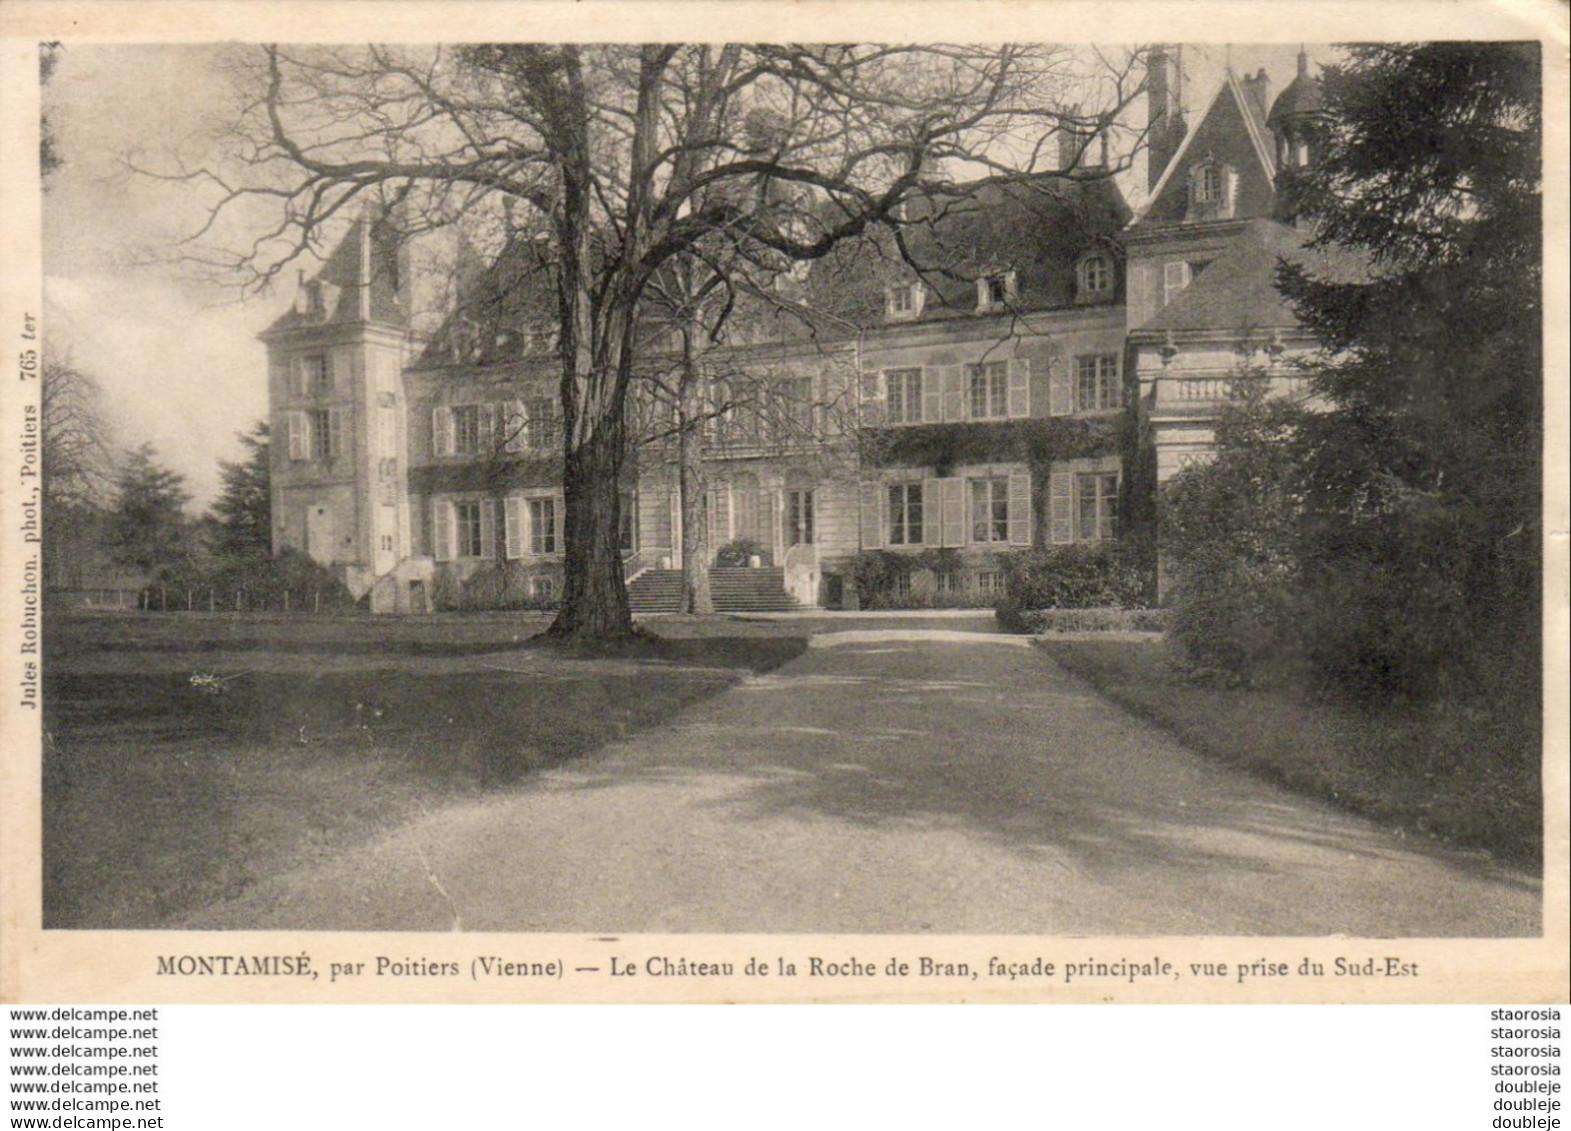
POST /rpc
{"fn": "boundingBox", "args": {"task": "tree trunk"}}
[548,417,635,640]
[679,417,713,614]
[678,332,713,614]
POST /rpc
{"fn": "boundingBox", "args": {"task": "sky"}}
[41,42,1333,510]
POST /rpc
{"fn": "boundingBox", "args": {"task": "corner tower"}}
[259,211,414,600]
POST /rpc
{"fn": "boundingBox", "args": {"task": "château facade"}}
[262,49,1332,613]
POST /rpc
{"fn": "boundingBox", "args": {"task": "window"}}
[888,483,924,545]
[976,570,1006,596]
[1194,164,1223,203]
[1162,261,1193,306]
[886,282,923,319]
[785,489,814,547]
[776,377,815,436]
[302,354,333,396]
[967,362,1008,420]
[452,405,484,455]
[1187,161,1235,221]
[935,572,962,598]
[969,477,1009,543]
[976,270,1016,311]
[454,500,485,559]
[1077,472,1119,542]
[525,398,557,450]
[529,497,557,555]
[884,368,923,425]
[1077,254,1113,302]
[532,575,556,600]
[306,409,336,460]
[619,493,637,553]
[1075,354,1121,412]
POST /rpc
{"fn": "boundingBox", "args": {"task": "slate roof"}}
[1136,218,1369,335]
[1137,71,1279,227]
[1268,54,1326,129]
[263,215,408,336]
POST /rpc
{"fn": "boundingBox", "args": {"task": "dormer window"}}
[975,270,1016,313]
[1194,164,1223,204]
[886,282,924,321]
[1186,159,1236,222]
[1075,253,1114,304]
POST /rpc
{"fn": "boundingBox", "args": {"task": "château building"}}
[262,48,1332,613]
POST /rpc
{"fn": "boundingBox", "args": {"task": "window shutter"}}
[290,358,307,397]
[322,352,336,394]
[1007,358,1031,418]
[504,496,523,559]
[552,494,565,554]
[1049,359,1073,417]
[1163,261,1192,306]
[859,481,884,550]
[505,401,527,453]
[940,478,965,548]
[326,408,344,460]
[432,406,454,456]
[433,500,455,561]
[941,366,964,422]
[919,367,941,424]
[920,478,940,547]
[859,371,885,426]
[1008,471,1033,546]
[1049,472,1073,544]
[287,412,308,460]
[478,403,496,451]
[478,498,496,559]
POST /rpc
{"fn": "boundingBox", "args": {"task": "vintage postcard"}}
[1,0,1565,1005]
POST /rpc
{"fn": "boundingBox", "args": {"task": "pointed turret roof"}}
[261,211,409,337]
[1268,51,1325,129]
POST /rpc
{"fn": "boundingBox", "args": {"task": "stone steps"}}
[627,567,802,614]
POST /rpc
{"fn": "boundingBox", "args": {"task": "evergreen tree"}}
[107,444,192,580]
[210,421,272,563]
[1275,43,1541,698]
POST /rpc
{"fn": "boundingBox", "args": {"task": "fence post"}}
[314,590,321,615]
[160,586,167,610]
[284,589,290,613]
[235,590,241,612]
[209,589,215,612]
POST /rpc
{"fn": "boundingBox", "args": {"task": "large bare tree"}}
[173,43,1146,639]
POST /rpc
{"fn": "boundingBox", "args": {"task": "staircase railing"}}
[623,548,657,586]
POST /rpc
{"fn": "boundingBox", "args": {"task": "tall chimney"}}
[1241,67,1272,122]
[1147,45,1186,192]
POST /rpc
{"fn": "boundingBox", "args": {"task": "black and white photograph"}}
[3,2,1565,1012]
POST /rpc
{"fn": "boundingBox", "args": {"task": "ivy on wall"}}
[410,457,565,495]
[860,411,1151,548]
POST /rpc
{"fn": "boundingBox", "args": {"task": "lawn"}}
[1036,636,1542,869]
[41,610,806,928]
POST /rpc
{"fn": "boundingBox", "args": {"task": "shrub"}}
[994,542,1150,630]
[1011,607,1169,634]
[435,562,561,611]
[163,547,357,612]
[1293,509,1475,703]
[714,538,766,567]
[849,548,966,608]
[1159,391,1304,684]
